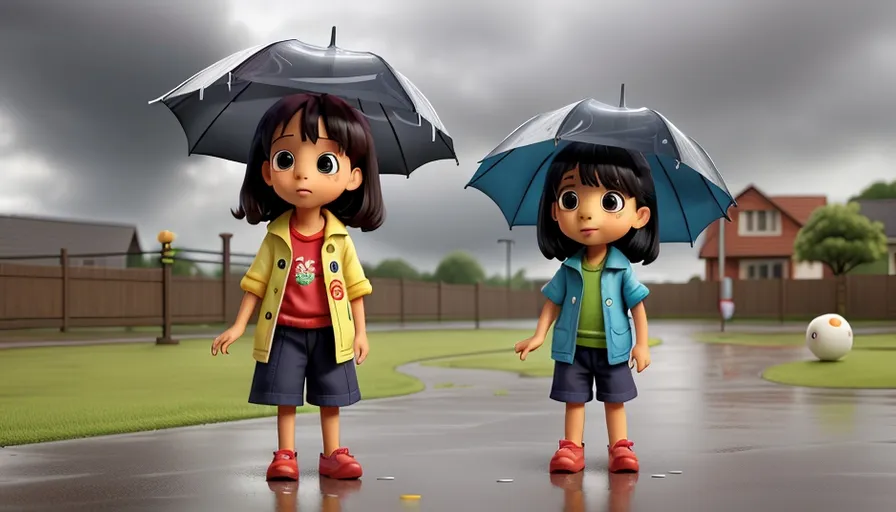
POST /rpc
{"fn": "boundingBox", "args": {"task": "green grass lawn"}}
[423,337,662,378]
[762,351,896,389]
[696,332,896,349]
[0,324,239,342]
[0,329,529,446]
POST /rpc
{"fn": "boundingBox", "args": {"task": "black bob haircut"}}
[536,142,660,265]
[232,93,385,232]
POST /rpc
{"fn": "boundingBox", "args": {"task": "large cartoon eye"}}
[602,191,625,213]
[317,153,339,175]
[272,150,295,172]
[810,332,817,339]
[558,190,578,211]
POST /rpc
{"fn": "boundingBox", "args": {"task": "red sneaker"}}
[319,447,363,480]
[608,439,639,473]
[266,449,299,481]
[549,439,585,474]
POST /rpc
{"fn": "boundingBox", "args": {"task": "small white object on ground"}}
[651,474,666,478]
[669,470,683,475]
[497,478,514,483]
[377,476,395,480]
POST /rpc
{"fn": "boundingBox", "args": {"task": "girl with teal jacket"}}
[514,142,659,475]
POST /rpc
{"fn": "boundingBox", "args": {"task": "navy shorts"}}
[248,325,361,408]
[550,346,637,404]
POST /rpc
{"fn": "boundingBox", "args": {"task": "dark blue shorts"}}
[550,346,637,404]
[248,325,361,408]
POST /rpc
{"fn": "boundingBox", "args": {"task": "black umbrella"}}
[149,27,457,175]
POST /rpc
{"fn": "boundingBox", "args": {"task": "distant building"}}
[0,214,142,268]
[855,198,896,275]
[699,185,831,281]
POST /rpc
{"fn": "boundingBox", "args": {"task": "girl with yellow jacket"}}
[211,93,384,482]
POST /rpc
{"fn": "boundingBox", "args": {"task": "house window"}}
[741,259,787,280]
[738,210,781,236]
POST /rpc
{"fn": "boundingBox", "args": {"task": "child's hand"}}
[354,333,370,365]
[211,326,244,356]
[629,344,651,373]
[514,336,544,361]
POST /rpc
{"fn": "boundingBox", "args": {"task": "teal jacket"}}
[541,246,650,366]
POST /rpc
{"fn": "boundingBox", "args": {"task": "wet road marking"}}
[651,474,666,478]
[669,470,683,474]
[400,494,421,500]
[377,476,395,480]
[497,478,514,483]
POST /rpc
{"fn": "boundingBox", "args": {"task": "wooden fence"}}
[0,262,544,330]
[1,234,894,331]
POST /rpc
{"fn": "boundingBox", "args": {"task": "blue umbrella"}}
[466,87,735,245]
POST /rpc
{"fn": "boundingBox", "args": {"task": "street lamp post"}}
[497,239,514,288]
[497,239,514,319]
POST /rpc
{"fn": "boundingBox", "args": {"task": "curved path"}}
[1,321,895,511]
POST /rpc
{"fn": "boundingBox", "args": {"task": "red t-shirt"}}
[276,227,332,329]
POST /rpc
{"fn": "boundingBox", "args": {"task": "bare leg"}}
[565,403,586,446]
[277,406,297,451]
[320,406,340,456]
[604,402,627,446]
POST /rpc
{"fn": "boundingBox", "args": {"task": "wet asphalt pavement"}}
[2,321,896,511]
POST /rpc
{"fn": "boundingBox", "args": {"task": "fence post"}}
[156,231,178,345]
[60,248,69,332]
[220,233,233,325]
[399,278,406,326]
[474,281,481,329]
[436,281,442,322]
[779,278,786,324]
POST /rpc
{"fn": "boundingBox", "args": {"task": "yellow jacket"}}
[240,209,372,364]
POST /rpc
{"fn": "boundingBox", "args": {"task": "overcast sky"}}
[1,0,895,282]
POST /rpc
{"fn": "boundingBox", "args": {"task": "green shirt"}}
[576,256,606,348]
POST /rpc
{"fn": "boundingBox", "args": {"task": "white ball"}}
[806,314,853,361]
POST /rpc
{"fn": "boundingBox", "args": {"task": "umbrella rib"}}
[509,149,555,227]
[437,130,459,165]
[465,148,515,188]
[656,157,694,247]
[698,175,732,221]
[188,82,251,156]
[380,103,411,176]
[368,52,417,112]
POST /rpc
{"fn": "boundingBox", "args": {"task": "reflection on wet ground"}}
[1,321,895,511]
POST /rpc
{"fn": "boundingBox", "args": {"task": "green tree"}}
[433,251,486,285]
[794,202,888,314]
[688,274,702,283]
[369,258,420,280]
[849,180,896,201]
[127,253,205,277]
[485,268,532,289]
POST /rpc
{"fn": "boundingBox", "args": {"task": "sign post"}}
[718,219,734,331]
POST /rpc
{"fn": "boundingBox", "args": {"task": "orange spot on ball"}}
[829,317,842,327]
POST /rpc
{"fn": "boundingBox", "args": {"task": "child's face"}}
[552,166,651,247]
[261,110,362,209]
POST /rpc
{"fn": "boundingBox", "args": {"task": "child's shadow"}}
[550,471,639,512]
[268,478,363,512]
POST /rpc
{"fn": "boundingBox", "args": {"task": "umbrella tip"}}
[619,83,626,108]
[329,26,337,48]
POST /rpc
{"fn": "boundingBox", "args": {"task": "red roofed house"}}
[700,185,832,281]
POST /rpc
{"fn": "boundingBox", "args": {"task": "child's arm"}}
[630,302,648,348]
[232,292,261,333]
[533,299,561,342]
